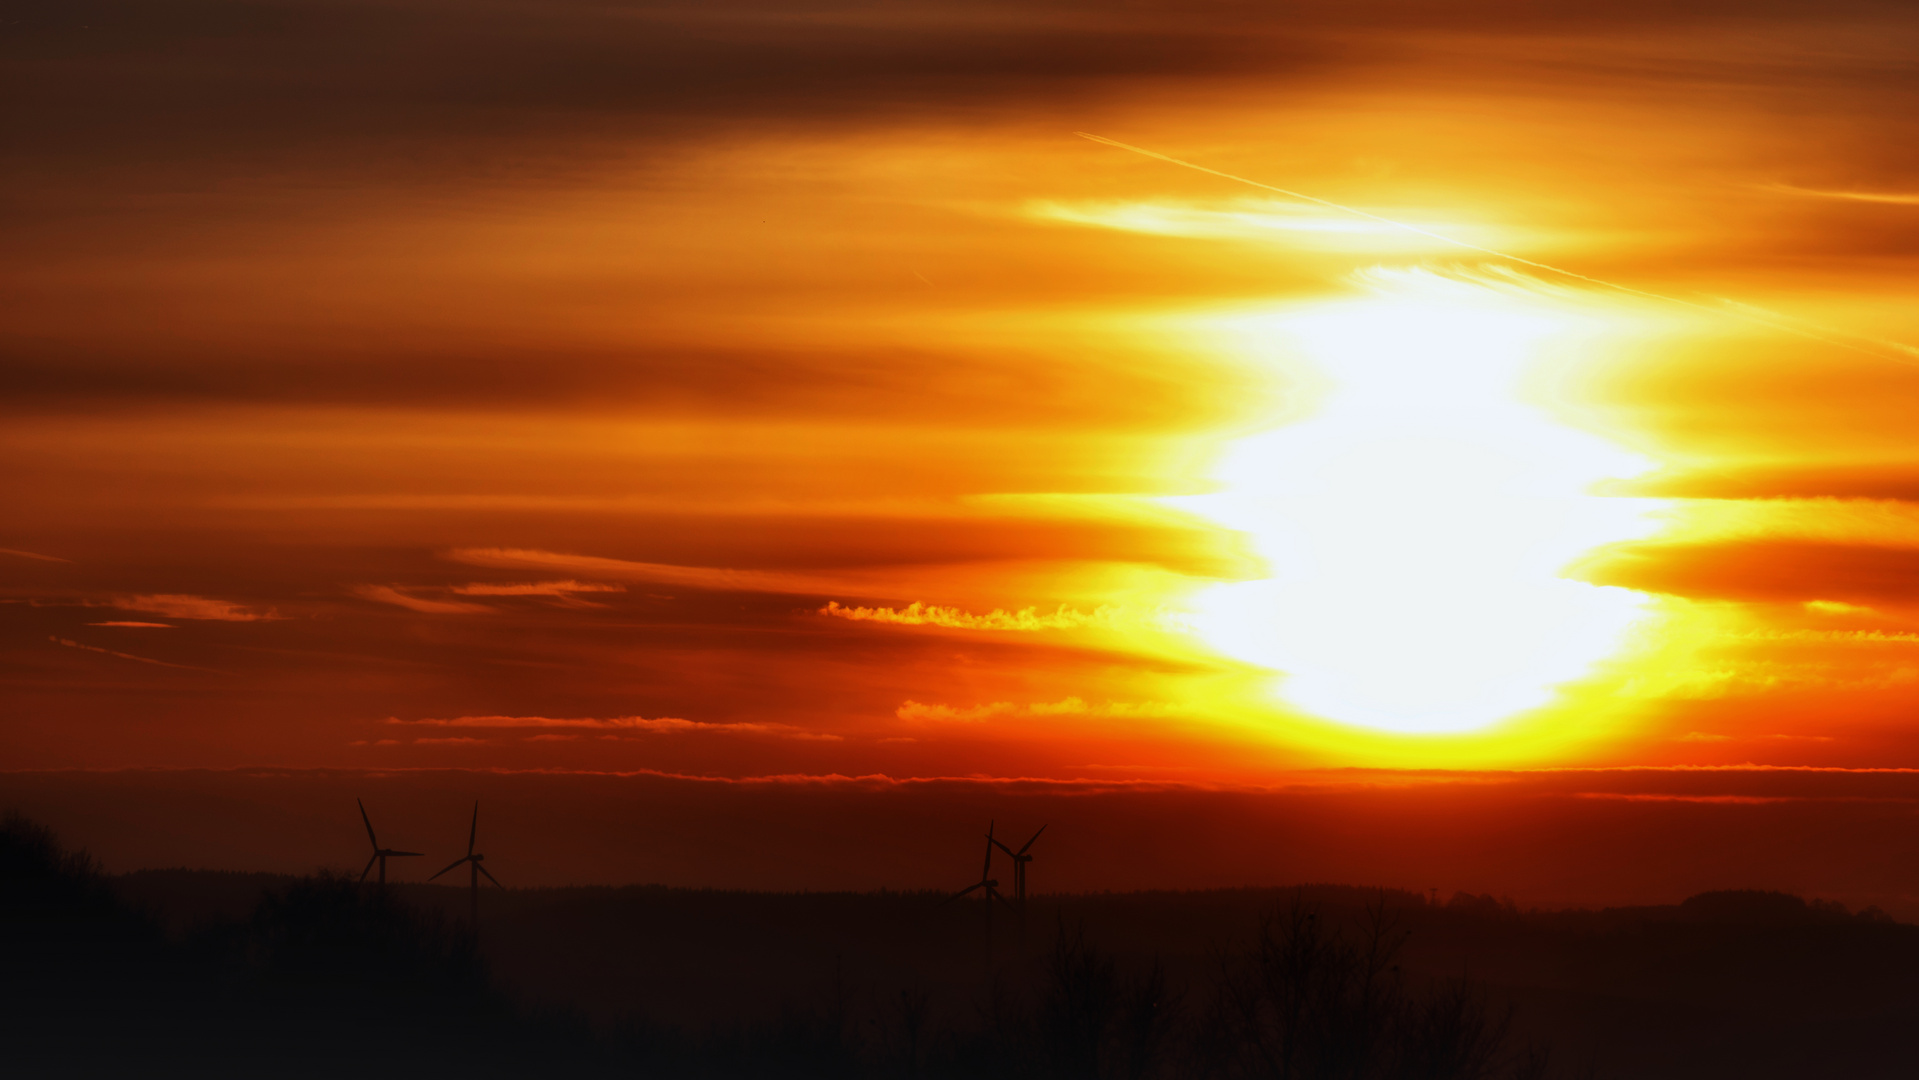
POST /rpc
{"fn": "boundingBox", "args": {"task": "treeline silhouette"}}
[5,813,1560,1078]
[11,814,1919,1077]
[1,813,585,1077]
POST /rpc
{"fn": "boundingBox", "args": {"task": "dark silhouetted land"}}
[8,814,1919,1077]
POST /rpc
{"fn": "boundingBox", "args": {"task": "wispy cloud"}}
[826,600,1093,631]
[1805,600,1875,616]
[1762,182,1919,206]
[445,548,846,596]
[896,697,1179,722]
[821,600,1183,632]
[449,580,624,597]
[112,594,280,621]
[50,635,221,673]
[1026,198,1436,245]
[389,714,840,740]
[351,585,494,614]
[448,580,626,608]
[87,621,174,628]
[0,547,69,563]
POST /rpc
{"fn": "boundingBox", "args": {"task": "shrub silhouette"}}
[1032,922,1182,1080]
[1201,897,1544,1080]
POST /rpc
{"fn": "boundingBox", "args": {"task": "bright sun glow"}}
[1176,270,1661,733]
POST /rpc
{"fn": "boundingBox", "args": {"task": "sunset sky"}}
[7,0,1919,907]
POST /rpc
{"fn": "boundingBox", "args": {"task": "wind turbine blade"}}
[359,854,378,882]
[980,836,994,880]
[988,886,1015,911]
[477,863,504,889]
[943,881,986,905]
[468,802,478,857]
[989,836,1016,858]
[358,798,378,849]
[1018,825,1047,855]
[391,851,425,857]
[428,857,468,881]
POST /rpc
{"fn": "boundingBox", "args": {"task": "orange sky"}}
[6,0,1919,901]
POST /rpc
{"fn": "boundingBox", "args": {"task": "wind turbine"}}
[989,824,1046,910]
[945,821,1013,967]
[356,798,423,886]
[429,801,503,925]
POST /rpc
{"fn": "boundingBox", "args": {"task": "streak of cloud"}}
[351,585,495,614]
[1027,198,1422,241]
[820,599,1161,631]
[389,714,840,740]
[896,697,1179,721]
[445,548,852,596]
[1762,182,1919,206]
[50,635,221,673]
[448,580,625,597]
[0,548,69,562]
[1078,132,1919,361]
[111,594,280,622]
[447,579,626,609]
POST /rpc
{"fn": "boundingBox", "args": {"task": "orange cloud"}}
[351,585,494,614]
[0,547,69,563]
[1762,182,1919,206]
[449,580,625,598]
[445,548,847,596]
[111,594,279,621]
[50,635,218,673]
[896,697,1179,722]
[820,600,1154,631]
[389,715,840,740]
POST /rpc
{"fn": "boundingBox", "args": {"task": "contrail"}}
[50,635,225,673]
[1075,131,1917,362]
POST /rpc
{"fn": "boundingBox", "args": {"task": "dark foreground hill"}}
[9,814,1919,1077]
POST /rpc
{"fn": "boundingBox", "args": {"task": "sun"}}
[1174,269,1660,733]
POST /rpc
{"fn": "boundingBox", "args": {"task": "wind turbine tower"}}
[356,799,423,886]
[429,801,503,926]
[989,825,1046,910]
[945,820,1013,967]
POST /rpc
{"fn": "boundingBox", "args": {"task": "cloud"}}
[87,621,173,628]
[449,580,625,608]
[396,714,696,730]
[1026,198,1461,250]
[1576,540,1919,605]
[0,547,68,562]
[896,697,1178,722]
[1762,182,1919,206]
[824,600,1095,631]
[355,580,626,613]
[1805,600,1875,616]
[1619,662,1919,700]
[413,736,486,745]
[445,548,846,596]
[351,585,494,614]
[389,715,839,740]
[111,594,279,621]
[50,635,220,673]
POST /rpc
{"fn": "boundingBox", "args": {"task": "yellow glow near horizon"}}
[1176,270,1661,733]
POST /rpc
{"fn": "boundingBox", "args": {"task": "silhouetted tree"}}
[1200,895,1544,1080]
